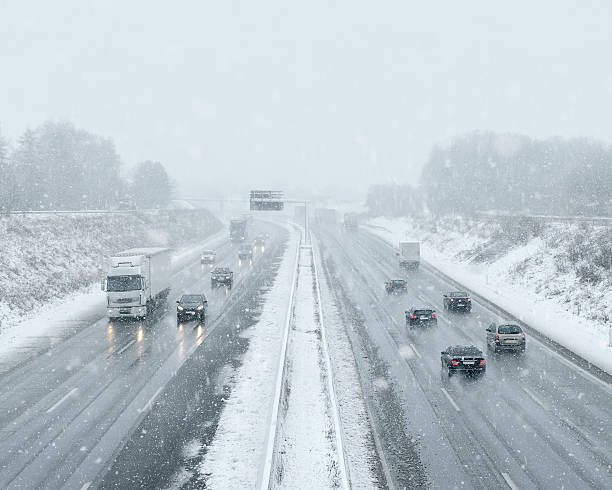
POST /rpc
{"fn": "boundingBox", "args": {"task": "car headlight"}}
[226,276,230,279]
[212,276,217,279]
[196,305,203,311]
[177,305,184,311]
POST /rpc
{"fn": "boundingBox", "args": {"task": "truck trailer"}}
[399,241,420,270]
[103,248,172,319]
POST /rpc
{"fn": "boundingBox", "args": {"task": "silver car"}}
[486,323,526,353]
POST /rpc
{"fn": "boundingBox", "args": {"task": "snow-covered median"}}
[367,216,612,375]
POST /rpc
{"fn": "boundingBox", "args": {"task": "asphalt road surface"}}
[316,224,612,490]
[0,221,287,490]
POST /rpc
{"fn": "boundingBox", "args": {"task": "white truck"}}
[103,248,172,320]
[399,241,420,270]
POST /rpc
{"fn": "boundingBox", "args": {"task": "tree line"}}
[367,131,612,217]
[0,121,172,212]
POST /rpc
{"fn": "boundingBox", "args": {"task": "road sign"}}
[250,190,284,211]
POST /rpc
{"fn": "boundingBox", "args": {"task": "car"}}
[201,249,216,265]
[441,345,486,377]
[486,323,526,353]
[238,245,253,261]
[443,291,472,312]
[406,308,437,328]
[211,267,233,288]
[176,294,207,322]
[385,279,407,294]
[254,233,266,246]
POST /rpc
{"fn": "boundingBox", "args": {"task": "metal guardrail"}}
[473,212,612,226]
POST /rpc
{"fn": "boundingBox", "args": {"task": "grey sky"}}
[1,1,611,198]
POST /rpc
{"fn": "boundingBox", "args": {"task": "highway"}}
[0,221,287,490]
[316,224,612,489]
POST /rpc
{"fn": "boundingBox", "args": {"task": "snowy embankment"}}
[367,216,612,375]
[0,210,223,358]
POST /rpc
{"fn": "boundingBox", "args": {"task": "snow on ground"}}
[367,216,612,375]
[0,214,225,372]
[312,235,380,488]
[198,227,300,488]
[273,243,339,488]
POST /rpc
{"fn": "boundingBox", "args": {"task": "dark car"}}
[486,323,526,353]
[441,345,486,377]
[443,291,472,312]
[254,233,266,246]
[176,294,207,322]
[211,267,233,288]
[385,279,407,294]
[238,245,253,261]
[406,308,437,328]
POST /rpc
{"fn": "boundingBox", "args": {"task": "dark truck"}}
[211,267,233,288]
[229,218,247,243]
[385,279,407,294]
[441,345,486,377]
[443,291,472,312]
[406,308,437,328]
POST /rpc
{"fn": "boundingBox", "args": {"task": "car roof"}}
[180,294,203,300]
[213,267,230,272]
[446,345,482,355]
[448,291,468,297]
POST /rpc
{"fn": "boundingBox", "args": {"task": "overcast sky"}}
[1,0,611,198]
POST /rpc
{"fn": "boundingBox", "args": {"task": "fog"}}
[1,0,611,199]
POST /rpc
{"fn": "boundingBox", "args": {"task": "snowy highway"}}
[0,221,286,489]
[316,224,612,489]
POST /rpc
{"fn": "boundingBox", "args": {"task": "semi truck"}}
[103,248,172,320]
[230,217,247,243]
[343,212,359,230]
[398,241,420,270]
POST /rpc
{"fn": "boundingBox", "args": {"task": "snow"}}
[367,216,612,376]
[198,227,300,488]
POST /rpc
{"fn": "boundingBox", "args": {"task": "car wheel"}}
[447,369,453,377]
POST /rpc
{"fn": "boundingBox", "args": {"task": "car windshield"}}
[414,310,433,316]
[106,275,142,292]
[498,325,522,334]
[391,280,405,285]
[181,295,201,303]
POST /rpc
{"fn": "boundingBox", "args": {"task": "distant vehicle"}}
[254,233,266,246]
[230,217,247,243]
[385,279,407,294]
[201,250,216,265]
[103,248,171,320]
[443,291,472,312]
[238,245,253,261]
[441,345,486,377]
[176,294,207,322]
[406,308,437,328]
[211,267,233,288]
[486,323,526,353]
[343,212,359,230]
[398,242,420,270]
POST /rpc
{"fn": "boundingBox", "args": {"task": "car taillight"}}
[450,360,459,366]
[403,285,407,288]
[522,333,526,342]
[411,315,417,319]
[431,314,436,319]
[495,334,499,341]
[450,298,455,302]
[467,298,471,302]
[479,359,485,366]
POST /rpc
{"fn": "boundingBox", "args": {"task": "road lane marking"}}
[46,387,78,414]
[409,344,422,359]
[80,483,92,490]
[501,472,519,490]
[116,339,136,355]
[138,387,162,413]
[440,387,461,412]
[521,387,547,410]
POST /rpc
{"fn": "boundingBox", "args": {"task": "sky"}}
[1,0,612,199]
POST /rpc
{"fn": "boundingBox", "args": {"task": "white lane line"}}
[116,339,136,355]
[79,483,92,490]
[521,387,547,410]
[138,387,163,413]
[501,471,519,490]
[440,387,461,412]
[410,343,422,359]
[46,387,78,414]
